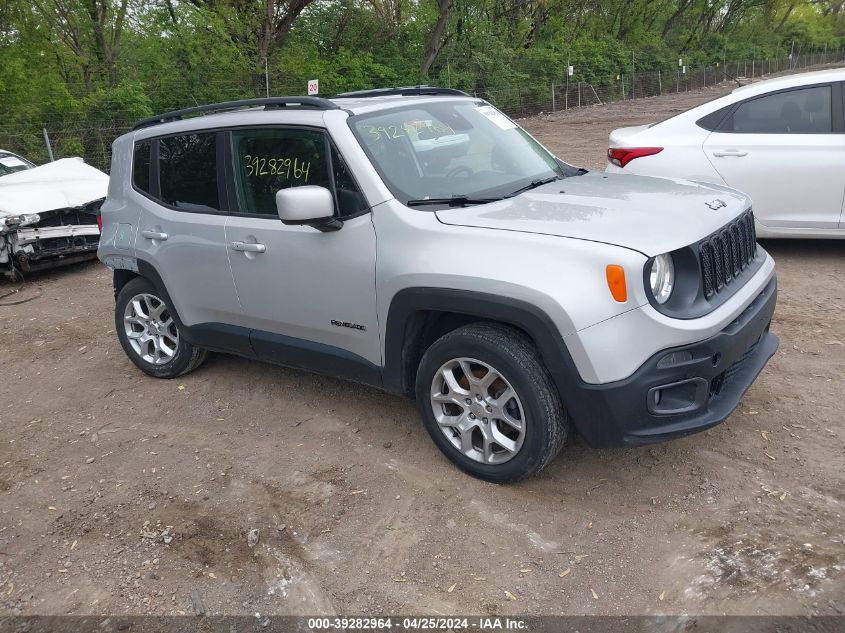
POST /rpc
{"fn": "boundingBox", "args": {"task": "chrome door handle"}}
[230,241,266,253]
[713,149,748,157]
[141,229,168,241]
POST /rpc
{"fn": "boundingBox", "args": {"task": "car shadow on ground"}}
[761,238,844,259]
[0,259,101,305]
[199,346,694,498]
[0,258,99,288]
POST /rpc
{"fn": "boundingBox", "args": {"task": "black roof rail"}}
[333,86,471,99]
[132,96,340,131]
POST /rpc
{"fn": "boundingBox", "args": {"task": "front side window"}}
[232,128,329,216]
[159,132,220,212]
[349,100,563,204]
[231,128,366,218]
[730,85,833,134]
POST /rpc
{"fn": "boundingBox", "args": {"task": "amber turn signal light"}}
[606,265,627,303]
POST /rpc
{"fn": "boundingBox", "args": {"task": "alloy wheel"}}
[429,357,526,464]
[123,293,179,365]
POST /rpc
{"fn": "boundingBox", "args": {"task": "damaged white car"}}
[0,154,108,278]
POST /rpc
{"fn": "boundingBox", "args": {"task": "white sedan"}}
[0,155,108,278]
[606,68,845,238]
[0,150,35,176]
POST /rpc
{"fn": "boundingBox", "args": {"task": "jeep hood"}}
[434,172,749,257]
[0,157,108,218]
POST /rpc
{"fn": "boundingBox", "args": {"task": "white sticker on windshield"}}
[0,156,26,167]
[475,105,517,130]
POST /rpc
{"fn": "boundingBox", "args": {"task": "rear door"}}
[222,126,381,376]
[132,132,246,349]
[702,82,845,230]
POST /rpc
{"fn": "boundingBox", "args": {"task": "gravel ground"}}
[0,85,843,618]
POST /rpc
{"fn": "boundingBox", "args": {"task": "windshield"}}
[0,152,34,177]
[349,100,563,204]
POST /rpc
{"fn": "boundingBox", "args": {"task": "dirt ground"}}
[1,86,843,619]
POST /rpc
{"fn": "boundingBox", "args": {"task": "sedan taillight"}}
[607,147,663,168]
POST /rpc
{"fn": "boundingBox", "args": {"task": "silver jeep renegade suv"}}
[98,87,778,482]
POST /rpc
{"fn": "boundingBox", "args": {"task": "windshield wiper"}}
[406,175,563,207]
[505,175,563,198]
[407,196,502,208]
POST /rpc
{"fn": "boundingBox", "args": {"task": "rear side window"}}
[729,85,833,134]
[159,133,220,211]
[133,141,152,194]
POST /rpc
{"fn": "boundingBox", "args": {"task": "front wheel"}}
[415,323,569,483]
[115,277,207,379]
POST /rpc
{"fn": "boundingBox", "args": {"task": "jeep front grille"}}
[698,210,757,300]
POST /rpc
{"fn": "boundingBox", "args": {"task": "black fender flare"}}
[129,258,252,356]
[382,287,628,447]
[382,287,582,396]
[134,259,187,331]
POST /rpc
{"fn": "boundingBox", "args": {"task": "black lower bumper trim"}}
[4,249,98,276]
[567,277,778,448]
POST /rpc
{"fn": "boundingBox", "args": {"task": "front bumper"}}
[0,204,101,277]
[568,277,778,448]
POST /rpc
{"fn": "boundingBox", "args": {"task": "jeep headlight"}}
[649,253,675,304]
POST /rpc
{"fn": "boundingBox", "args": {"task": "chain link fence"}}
[2,49,844,174]
[478,50,845,118]
[0,124,132,174]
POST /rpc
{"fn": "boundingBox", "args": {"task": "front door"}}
[223,126,381,380]
[702,83,845,230]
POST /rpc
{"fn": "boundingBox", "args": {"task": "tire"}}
[115,277,207,379]
[415,322,569,483]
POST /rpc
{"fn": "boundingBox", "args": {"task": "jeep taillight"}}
[607,147,663,168]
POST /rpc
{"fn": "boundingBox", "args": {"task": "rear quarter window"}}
[133,140,152,194]
[696,104,734,131]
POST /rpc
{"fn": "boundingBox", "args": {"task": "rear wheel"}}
[416,323,568,483]
[115,277,207,378]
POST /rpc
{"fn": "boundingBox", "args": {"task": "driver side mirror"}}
[275,186,343,232]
